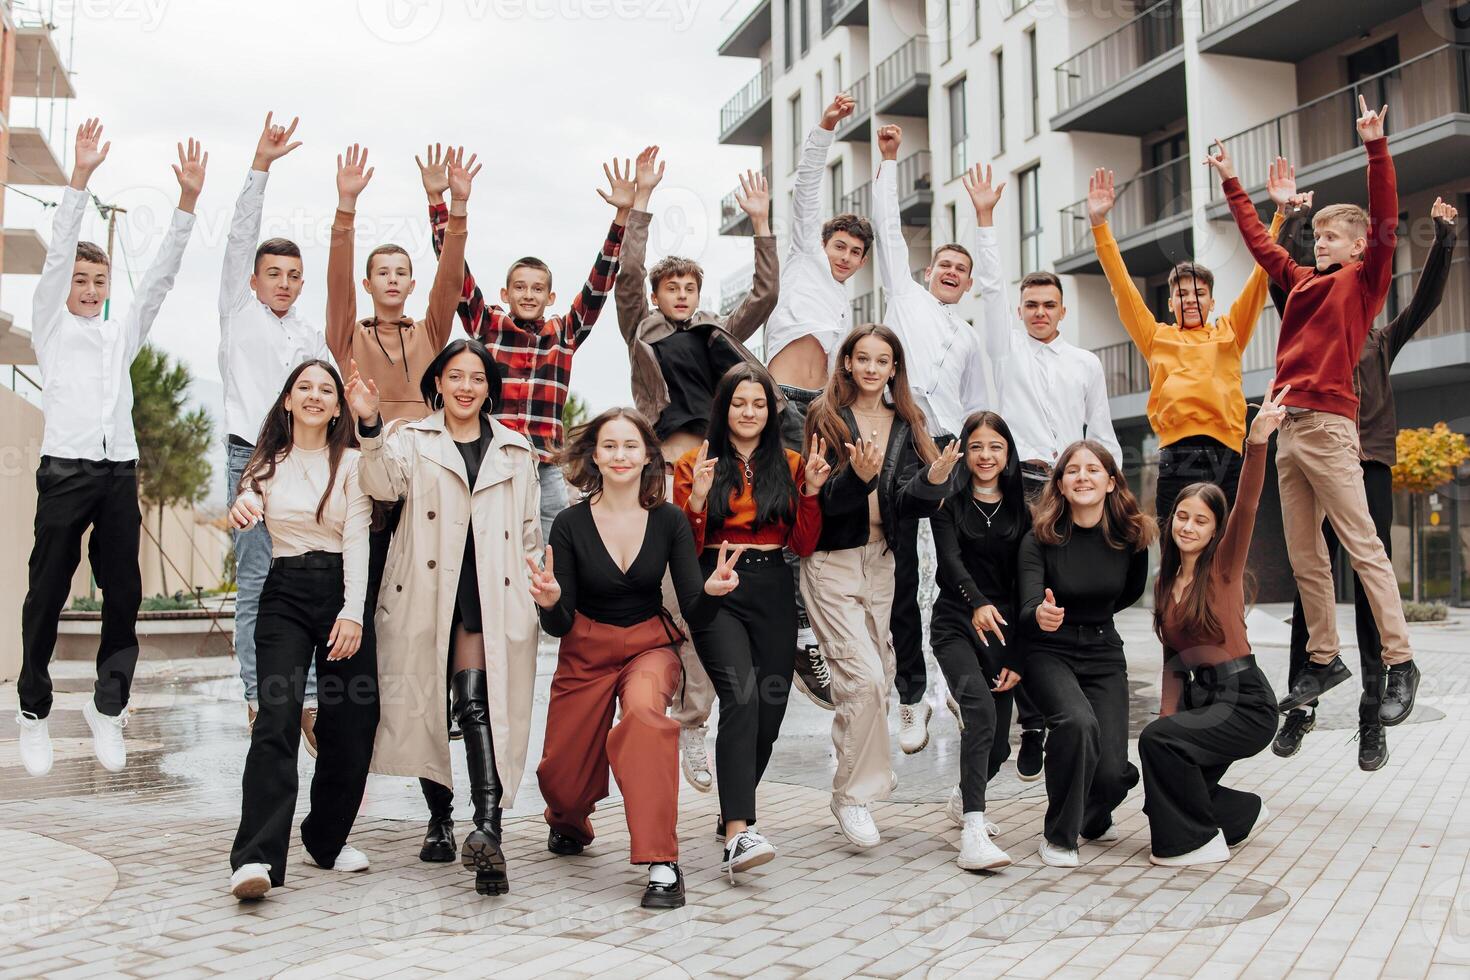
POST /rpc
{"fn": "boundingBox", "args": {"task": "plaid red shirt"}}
[430,203,624,461]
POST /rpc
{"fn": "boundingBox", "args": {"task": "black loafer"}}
[1278,656,1351,712]
[547,829,585,856]
[1358,724,1389,771]
[641,863,685,910]
[1378,662,1421,727]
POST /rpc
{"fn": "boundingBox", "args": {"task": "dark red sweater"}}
[1222,138,1397,418]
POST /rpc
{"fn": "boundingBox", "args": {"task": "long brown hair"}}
[1154,481,1228,643]
[1032,440,1154,552]
[558,407,666,509]
[239,360,358,523]
[803,323,938,469]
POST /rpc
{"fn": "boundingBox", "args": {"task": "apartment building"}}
[715,0,1470,604]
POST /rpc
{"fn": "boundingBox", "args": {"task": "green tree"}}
[562,391,591,432]
[131,344,214,595]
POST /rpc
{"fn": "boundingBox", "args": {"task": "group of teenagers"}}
[14,92,1458,912]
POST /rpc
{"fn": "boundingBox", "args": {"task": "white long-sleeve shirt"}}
[33,186,195,461]
[218,170,332,444]
[873,161,999,436]
[994,326,1122,468]
[762,126,852,367]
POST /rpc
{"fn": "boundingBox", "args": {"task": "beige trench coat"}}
[358,411,542,801]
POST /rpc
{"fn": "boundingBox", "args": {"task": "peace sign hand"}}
[845,432,886,483]
[1248,382,1291,445]
[803,435,832,494]
[927,439,964,485]
[686,441,718,512]
[703,542,746,597]
[526,546,561,610]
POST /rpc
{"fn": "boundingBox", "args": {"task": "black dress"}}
[451,419,492,633]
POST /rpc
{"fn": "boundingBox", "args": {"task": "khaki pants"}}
[1277,410,1412,666]
[801,541,897,806]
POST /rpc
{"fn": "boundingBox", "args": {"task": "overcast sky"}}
[5,0,768,413]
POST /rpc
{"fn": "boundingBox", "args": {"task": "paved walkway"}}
[2,605,1468,979]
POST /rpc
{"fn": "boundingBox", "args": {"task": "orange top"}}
[673,448,823,556]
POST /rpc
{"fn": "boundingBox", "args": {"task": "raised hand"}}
[1248,382,1290,445]
[1085,168,1115,224]
[229,491,264,530]
[1202,137,1236,183]
[1432,196,1458,226]
[1356,93,1388,142]
[820,93,856,131]
[803,435,832,494]
[633,145,665,210]
[844,432,886,483]
[877,124,902,161]
[736,168,771,235]
[336,144,374,209]
[326,619,362,661]
[703,541,746,597]
[962,163,1005,225]
[1284,191,1314,216]
[447,146,481,203]
[971,604,1008,648]
[416,143,450,200]
[686,441,718,511]
[526,547,561,610]
[991,667,1021,693]
[172,138,208,212]
[597,156,636,213]
[344,359,381,423]
[252,111,302,171]
[928,439,964,485]
[1266,156,1297,210]
[1036,587,1065,632]
[70,118,110,189]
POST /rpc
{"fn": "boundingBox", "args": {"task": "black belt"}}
[228,434,254,449]
[1185,655,1258,683]
[701,548,784,567]
[272,551,343,570]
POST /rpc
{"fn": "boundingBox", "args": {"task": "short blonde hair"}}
[1312,203,1368,241]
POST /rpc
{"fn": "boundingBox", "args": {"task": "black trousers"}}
[1025,626,1136,849]
[1012,470,1051,734]
[691,551,797,824]
[230,558,379,886]
[1286,460,1392,724]
[1140,659,1277,857]
[779,384,821,630]
[890,432,955,706]
[20,457,142,719]
[1156,436,1243,529]
[930,604,1014,813]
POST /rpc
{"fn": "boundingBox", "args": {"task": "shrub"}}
[1402,601,1449,623]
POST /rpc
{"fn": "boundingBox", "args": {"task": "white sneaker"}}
[16,711,53,776]
[302,844,371,873]
[958,815,1012,871]
[944,787,999,836]
[229,863,272,900]
[1083,824,1120,843]
[831,800,881,849]
[1038,840,1080,868]
[81,700,127,772]
[898,701,932,754]
[679,725,713,793]
[1150,830,1230,867]
[722,830,776,880]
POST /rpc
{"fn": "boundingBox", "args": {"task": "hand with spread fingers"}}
[703,541,746,596]
[597,156,636,214]
[416,143,450,200]
[344,358,381,425]
[1085,168,1115,225]
[928,439,964,485]
[632,144,664,211]
[173,138,208,213]
[526,546,561,610]
[845,432,886,483]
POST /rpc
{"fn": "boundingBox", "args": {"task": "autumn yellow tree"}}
[1392,423,1470,600]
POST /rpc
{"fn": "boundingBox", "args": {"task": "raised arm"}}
[326,144,373,368]
[616,146,662,343]
[871,125,918,300]
[348,370,414,501]
[122,139,203,358]
[1386,199,1458,361]
[1216,425,1270,582]
[672,446,710,551]
[1356,98,1398,304]
[424,144,489,340]
[560,156,633,349]
[723,169,779,341]
[1213,144,1308,292]
[1088,167,1159,358]
[428,146,477,349]
[33,119,106,348]
[1227,211,1287,352]
[222,113,301,314]
[790,95,850,254]
[963,163,1012,365]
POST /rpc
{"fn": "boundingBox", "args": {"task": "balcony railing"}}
[852,290,879,325]
[721,266,754,315]
[895,150,933,225]
[1200,0,1271,34]
[719,163,774,235]
[720,63,773,142]
[1058,154,1190,259]
[1094,340,1150,398]
[839,180,871,217]
[835,74,871,141]
[1055,0,1183,115]
[821,0,867,33]
[1380,255,1469,343]
[875,36,930,115]
[1209,44,1470,202]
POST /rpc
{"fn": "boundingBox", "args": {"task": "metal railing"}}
[852,290,878,325]
[1380,254,1469,342]
[719,162,774,232]
[839,180,871,217]
[720,63,773,140]
[1200,0,1272,34]
[1058,154,1190,258]
[1094,340,1150,398]
[1054,0,1183,114]
[1209,44,1470,201]
[822,0,866,32]
[896,150,933,201]
[876,36,929,106]
[835,75,870,137]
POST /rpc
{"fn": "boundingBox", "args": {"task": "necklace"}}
[972,485,1001,500]
[734,451,754,485]
[970,496,1003,528]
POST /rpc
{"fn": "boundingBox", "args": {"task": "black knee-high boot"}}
[418,778,456,863]
[452,669,507,895]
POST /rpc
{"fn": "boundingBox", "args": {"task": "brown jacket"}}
[327,208,465,422]
[614,208,780,425]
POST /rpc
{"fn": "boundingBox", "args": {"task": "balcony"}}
[7,127,67,186]
[721,266,754,315]
[1052,0,1185,135]
[720,64,773,146]
[821,0,867,34]
[1199,0,1423,62]
[835,75,872,142]
[718,0,772,58]
[895,151,933,227]
[1094,340,1149,399]
[1206,45,1470,214]
[0,314,36,367]
[851,290,879,325]
[839,181,871,217]
[719,163,774,236]
[13,24,75,99]
[3,228,48,275]
[1056,155,1192,276]
[1004,0,1035,15]
[875,37,930,117]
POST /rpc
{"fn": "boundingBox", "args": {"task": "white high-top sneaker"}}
[679,725,713,792]
[17,711,53,776]
[898,701,932,754]
[82,700,127,772]
[958,813,1011,871]
[944,786,999,836]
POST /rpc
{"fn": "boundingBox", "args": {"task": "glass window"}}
[948,78,968,178]
[800,0,810,55]
[994,49,1006,155]
[1019,164,1042,275]
[790,93,804,170]
[1025,28,1039,137]
[830,160,845,215]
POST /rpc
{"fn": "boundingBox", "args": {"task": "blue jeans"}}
[229,441,315,703]
[537,461,567,544]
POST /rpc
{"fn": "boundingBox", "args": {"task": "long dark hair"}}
[1032,440,1154,552]
[705,364,797,530]
[954,410,1029,537]
[420,338,502,416]
[559,407,666,509]
[1154,481,1229,643]
[239,359,358,523]
[803,323,938,469]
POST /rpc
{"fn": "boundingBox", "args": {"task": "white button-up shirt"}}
[874,162,1006,436]
[33,186,195,461]
[995,324,1121,468]
[763,126,851,367]
[218,170,332,444]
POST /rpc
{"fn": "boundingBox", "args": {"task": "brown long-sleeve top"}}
[1156,437,1266,716]
[326,208,465,422]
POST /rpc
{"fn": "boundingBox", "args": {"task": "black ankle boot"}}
[418,778,456,863]
[452,669,508,896]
